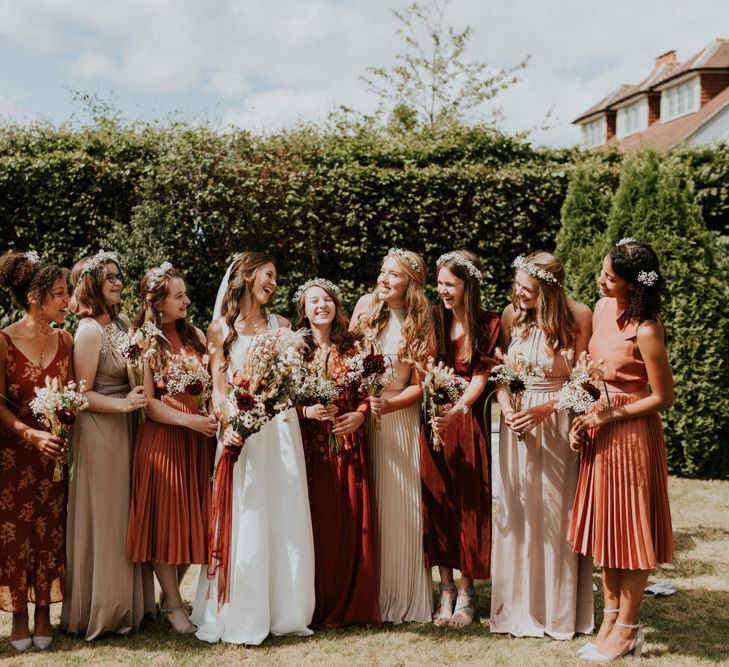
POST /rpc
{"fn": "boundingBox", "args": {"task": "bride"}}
[191,252,315,645]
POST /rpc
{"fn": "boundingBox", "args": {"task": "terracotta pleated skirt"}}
[126,412,214,565]
[569,389,673,570]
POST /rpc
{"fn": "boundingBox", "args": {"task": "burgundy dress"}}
[420,310,500,579]
[297,348,381,628]
[0,330,69,612]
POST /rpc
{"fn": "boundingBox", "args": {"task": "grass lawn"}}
[1,475,727,666]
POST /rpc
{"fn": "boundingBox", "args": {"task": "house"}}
[574,38,729,151]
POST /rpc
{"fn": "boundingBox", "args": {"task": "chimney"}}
[655,50,677,68]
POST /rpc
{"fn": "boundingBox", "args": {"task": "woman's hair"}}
[512,250,577,354]
[219,252,275,367]
[294,282,361,360]
[0,252,65,310]
[69,255,121,318]
[433,250,484,366]
[608,241,664,321]
[133,265,205,356]
[354,249,433,369]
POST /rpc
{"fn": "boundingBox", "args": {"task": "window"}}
[661,77,700,122]
[616,98,648,138]
[582,116,606,148]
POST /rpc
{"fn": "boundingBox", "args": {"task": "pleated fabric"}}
[367,403,432,624]
[569,388,673,570]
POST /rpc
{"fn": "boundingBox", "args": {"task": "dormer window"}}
[616,99,648,138]
[661,77,700,122]
[581,116,606,148]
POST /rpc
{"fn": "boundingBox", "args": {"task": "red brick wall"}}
[701,72,729,105]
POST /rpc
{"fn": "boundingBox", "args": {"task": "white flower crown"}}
[147,261,174,291]
[24,250,41,264]
[294,277,342,303]
[616,237,638,247]
[512,255,561,286]
[80,250,119,278]
[437,251,482,282]
[637,270,658,287]
[386,247,421,275]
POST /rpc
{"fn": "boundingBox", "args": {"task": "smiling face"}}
[41,276,70,324]
[303,286,336,329]
[377,256,409,305]
[513,269,540,311]
[598,255,632,300]
[250,262,277,305]
[157,277,191,323]
[437,266,465,311]
[101,262,123,307]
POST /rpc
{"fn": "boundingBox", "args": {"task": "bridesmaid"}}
[420,250,500,628]
[125,263,217,633]
[294,278,381,628]
[489,251,594,640]
[570,240,673,662]
[351,248,433,624]
[61,250,156,640]
[0,252,71,651]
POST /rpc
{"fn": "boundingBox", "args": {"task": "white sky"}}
[1,0,727,147]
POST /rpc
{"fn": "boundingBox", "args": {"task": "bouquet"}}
[119,322,164,422]
[156,353,212,415]
[490,349,545,441]
[300,349,344,451]
[29,376,88,481]
[346,350,393,431]
[555,350,610,416]
[422,358,469,452]
[209,329,306,606]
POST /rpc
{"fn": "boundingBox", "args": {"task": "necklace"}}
[23,317,52,368]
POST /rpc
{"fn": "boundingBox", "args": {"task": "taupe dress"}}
[61,316,155,640]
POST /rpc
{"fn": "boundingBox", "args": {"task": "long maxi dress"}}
[0,330,69,613]
[420,309,500,579]
[367,308,432,624]
[297,348,381,628]
[569,298,673,570]
[125,321,215,566]
[61,316,156,640]
[490,325,594,640]
[191,315,315,645]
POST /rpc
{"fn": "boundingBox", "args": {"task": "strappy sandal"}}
[161,606,197,634]
[432,583,457,626]
[448,586,475,628]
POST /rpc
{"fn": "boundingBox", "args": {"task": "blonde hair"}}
[355,250,433,369]
[512,251,576,354]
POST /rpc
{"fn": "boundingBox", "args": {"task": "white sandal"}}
[432,583,457,626]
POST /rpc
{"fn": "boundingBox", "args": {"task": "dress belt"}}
[525,377,568,392]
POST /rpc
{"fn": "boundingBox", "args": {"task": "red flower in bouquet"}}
[186,379,204,396]
[56,408,77,426]
[235,392,256,411]
[363,353,386,377]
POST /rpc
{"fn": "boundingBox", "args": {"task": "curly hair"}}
[608,241,664,321]
[294,281,361,360]
[354,250,434,369]
[0,252,65,310]
[69,254,122,318]
[133,265,205,357]
[512,250,577,354]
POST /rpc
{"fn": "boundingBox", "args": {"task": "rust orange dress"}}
[0,329,69,612]
[420,309,500,579]
[125,323,214,564]
[569,298,673,570]
[297,348,381,628]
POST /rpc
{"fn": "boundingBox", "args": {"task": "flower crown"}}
[24,250,41,264]
[147,261,174,291]
[386,248,421,275]
[616,237,638,247]
[80,250,119,278]
[637,270,658,287]
[437,251,482,282]
[294,277,342,303]
[512,255,561,286]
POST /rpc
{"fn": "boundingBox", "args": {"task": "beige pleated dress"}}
[61,317,156,640]
[490,326,594,640]
[366,309,432,624]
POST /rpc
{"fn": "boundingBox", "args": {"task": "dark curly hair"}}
[608,241,664,321]
[0,252,65,309]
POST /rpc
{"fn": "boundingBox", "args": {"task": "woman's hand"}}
[24,429,66,462]
[332,411,366,435]
[569,421,587,452]
[306,404,339,421]
[368,396,391,417]
[187,414,219,437]
[122,385,147,413]
[222,426,243,449]
[431,409,459,435]
[509,403,553,435]
[572,410,609,433]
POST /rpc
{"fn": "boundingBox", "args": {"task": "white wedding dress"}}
[191,315,315,645]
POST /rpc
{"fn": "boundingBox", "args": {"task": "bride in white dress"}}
[191,252,315,646]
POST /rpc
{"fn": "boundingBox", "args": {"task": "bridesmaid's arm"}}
[370,368,424,416]
[571,300,593,358]
[207,318,242,447]
[349,294,373,331]
[495,305,516,424]
[61,330,76,383]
